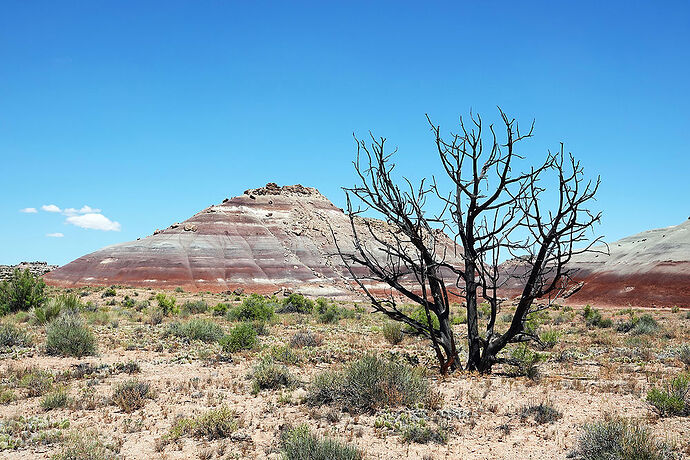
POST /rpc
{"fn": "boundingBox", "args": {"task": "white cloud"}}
[63,205,102,216]
[20,207,38,213]
[46,232,64,238]
[66,213,121,231]
[42,204,62,213]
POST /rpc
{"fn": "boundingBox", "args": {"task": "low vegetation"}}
[646,372,689,416]
[0,269,46,315]
[45,313,97,357]
[280,425,364,460]
[168,405,237,441]
[0,323,31,347]
[111,379,154,413]
[220,323,257,352]
[164,318,224,343]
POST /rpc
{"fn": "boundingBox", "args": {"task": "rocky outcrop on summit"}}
[1,262,58,281]
[44,184,462,297]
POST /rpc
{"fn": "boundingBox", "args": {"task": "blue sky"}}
[1,1,689,265]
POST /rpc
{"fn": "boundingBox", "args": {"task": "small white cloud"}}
[20,207,38,213]
[66,213,121,231]
[63,205,102,216]
[46,232,64,238]
[42,204,62,213]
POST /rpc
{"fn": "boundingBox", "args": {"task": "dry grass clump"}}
[52,431,118,460]
[0,323,31,347]
[280,424,363,460]
[518,400,562,424]
[571,415,679,460]
[41,387,69,411]
[250,358,294,393]
[164,318,224,343]
[382,322,404,345]
[111,379,154,413]
[307,354,436,413]
[168,405,238,441]
[290,330,322,348]
[45,313,97,357]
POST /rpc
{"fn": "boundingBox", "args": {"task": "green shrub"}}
[539,329,560,349]
[174,286,184,293]
[519,400,562,424]
[374,410,447,444]
[382,322,404,345]
[279,294,314,314]
[251,358,294,392]
[45,314,97,357]
[164,318,224,343]
[280,424,363,460]
[0,415,68,450]
[406,306,439,332]
[155,293,178,315]
[678,344,690,367]
[571,415,679,460]
[51,431,118,460]
[582,305,611,328]
[227,294,275,321]
[111,379,153,413]
[114,360,141,374]
[18,368,54,397]
[211,302,230,316]
[631,314,659,336]
[121,296,136,308]
[290,330,322,348]
[671,306,679,314]
[265,344,300,365]
[0,269,46,315]
[101,286,116,298]
[646,372,689,416]
[181,299,208,314]
[508,344,543,380]
[168,405,237,440]
[307,354,432,413]
[41,387,69,411]
[0,323,31,347]
[220,323,257,352]
[0,388,17,404]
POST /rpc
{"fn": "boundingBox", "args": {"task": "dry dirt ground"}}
[1,286,688,459]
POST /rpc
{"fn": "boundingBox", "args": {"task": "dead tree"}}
[337,108,603,374]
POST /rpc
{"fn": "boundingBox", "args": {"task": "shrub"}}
[121,296,136,308]
[307,354,431,413]
[280,424,364,460]
[518,400,562,424]
[251,358,294,392]
[631,314,659,336]
[18,368,54,397]
[181,299,208,314]
[111,379,153,413]
[41,387,69,411]
[155,293,178,315]
[165,318,224,343]
[211,302,230,316]
[265,344,300,365]
[406,306,439,332]
[678,344,690,367]
[168,405,237,440]
[671,305,680,314]
[539,329,560,349]
[45,314,97,357]
[220,323,257,352]
[646,372,689,417]
[101,286,116,298]
[290,330,322,348]
[508,344,543,380]
[148,309,163,325]
[52,431,118,460]
[0,268,46,315]
[114,360,141,374]
[571,415,679,460]
[375,410,447,444]
[227,294,275,322]
[279,294,314,314]
[582,305,611,328]
[174,286,184,293]
[0,323,31,347]
[0,388,16,404]
[382,322,404,345]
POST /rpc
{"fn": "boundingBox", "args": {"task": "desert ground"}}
[1,285,688,459]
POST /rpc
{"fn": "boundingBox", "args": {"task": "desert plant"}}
[168,405,237,440]
[52,431,118,460]
[280,424,363,460]
[155,293,178,315]
[181,299,208,314]
[583,305,612,328]
[290,330,322,348]
[279,293,314,314]
[101,286,116,298]
[678,344,690,367]
[211,302,230,316]
[539,329,560,349]
[220,323,257,352]
[45,313,97,357]
[317,304,354,323]
[382,321,404,345]
[265,344,300,365]
[251,358,294,392]
[571,415,679,460]
[121,296,136,308]
[18,368,54,397]
[111,379,153,413]
[518,400,562,424]
[307,354,431,413]
[164,318,224,343]
[0,323,31,347]
[114,360,141,374]
[227,294,275,322]
[508,344,543,380]
[0,268,46,315]
[631,314,660,336]
[646,372,689,416]
[41,387,69,411]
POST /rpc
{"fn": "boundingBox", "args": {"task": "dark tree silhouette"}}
[336,108,603,374]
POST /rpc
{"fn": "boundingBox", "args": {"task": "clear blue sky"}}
[1,1,688,265]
